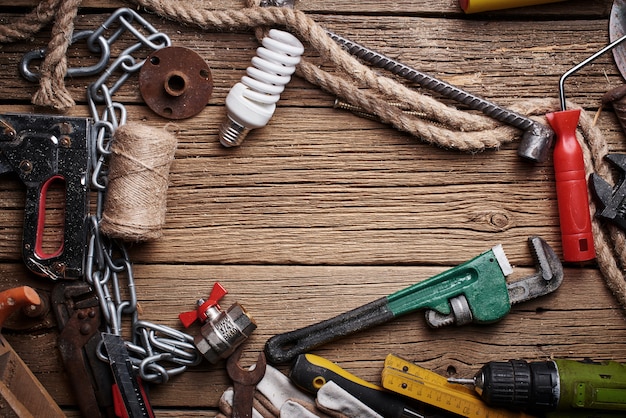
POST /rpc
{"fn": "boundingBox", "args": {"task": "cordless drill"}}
[449,359,626,416]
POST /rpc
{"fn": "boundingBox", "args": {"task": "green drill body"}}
[455,359,626,417]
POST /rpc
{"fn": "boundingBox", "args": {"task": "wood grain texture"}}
[0,0,625,415]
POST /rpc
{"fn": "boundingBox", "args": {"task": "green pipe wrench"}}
[264,236,563,364]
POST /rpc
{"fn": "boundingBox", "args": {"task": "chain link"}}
[22,7,201,384]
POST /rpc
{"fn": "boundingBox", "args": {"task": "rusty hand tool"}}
[265,236,562,364]
[226,345,267,418]
[262,0,554,163]
[52,281,115,417]
[0,286,65,417]
[0,113,90,279]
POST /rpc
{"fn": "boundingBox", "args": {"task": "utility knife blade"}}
[101,333,154,418]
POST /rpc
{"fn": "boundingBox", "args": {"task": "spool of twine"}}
[100,122,178,242]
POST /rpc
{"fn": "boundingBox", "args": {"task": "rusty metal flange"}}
[139,46,213,119]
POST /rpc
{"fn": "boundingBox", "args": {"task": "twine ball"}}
[100,122,178,242]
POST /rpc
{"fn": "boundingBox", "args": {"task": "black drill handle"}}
[264,297,394,364]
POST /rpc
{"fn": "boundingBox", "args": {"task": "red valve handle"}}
[178,282,228,327]
[546,109,595,262]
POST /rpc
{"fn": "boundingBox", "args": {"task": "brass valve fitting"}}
[194,302,257,364]
[179,282,257,363]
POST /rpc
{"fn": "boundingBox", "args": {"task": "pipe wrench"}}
[0,113,91,279]
[264,236,563,364]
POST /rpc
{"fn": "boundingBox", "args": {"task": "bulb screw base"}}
[219,116,250,147]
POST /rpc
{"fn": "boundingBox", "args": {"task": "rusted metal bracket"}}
[52,281,115,417]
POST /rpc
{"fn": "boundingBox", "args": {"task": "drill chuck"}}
[451,359,626,414]
[475,360,559,412]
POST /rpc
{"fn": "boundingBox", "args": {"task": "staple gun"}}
[0,113,90,280]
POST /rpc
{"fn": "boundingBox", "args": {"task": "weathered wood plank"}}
[0,104,623,266]
[1,0,625,415]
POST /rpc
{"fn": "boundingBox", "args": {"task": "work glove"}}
[217,364,381,418]
[315,381,383,418]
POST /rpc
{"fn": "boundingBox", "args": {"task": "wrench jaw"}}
[424,236,563,328]
[226,345,267,418]
[590,153,626,231]
[506,236,564,306]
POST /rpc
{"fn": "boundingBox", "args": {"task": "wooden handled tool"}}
[0,286,65,417]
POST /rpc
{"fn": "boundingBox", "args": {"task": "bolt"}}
[19,160,33,173]
[80,323,92,335]
[60,135,71,147]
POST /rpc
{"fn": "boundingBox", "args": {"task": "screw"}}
[60,135,71,147]
[19,160,33,173]
[334,98,430,120]
[326,30,554,162]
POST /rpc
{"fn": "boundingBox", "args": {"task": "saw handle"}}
[0,286,41,328]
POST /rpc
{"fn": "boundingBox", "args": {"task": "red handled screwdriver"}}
[547,32,626,262]
[546,107,595,262]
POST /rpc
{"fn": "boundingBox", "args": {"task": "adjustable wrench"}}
[264,236,563,364]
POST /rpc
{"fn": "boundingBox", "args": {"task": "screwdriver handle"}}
[546,109,595,262]
[290,354,409,418]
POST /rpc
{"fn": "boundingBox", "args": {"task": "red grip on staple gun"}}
[35,175,66,260]
[546,109,595,262]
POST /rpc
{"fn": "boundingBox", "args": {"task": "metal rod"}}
[559,32,626,110]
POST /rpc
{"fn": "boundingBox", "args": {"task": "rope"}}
[31,0,82,111]
[0,0,62,43]
[1,1,625,311]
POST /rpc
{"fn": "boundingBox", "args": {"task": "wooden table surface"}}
[1,0,626,416]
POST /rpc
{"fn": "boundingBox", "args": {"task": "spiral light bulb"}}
[219,29,304,147]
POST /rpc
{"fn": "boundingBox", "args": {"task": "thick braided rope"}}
[31,0,82,111]
[0,0,62,42]
[133,0,512,152]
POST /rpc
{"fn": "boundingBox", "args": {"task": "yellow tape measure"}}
[381,354,534,418]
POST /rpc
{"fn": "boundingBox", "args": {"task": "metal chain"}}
[22,7,202,384]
